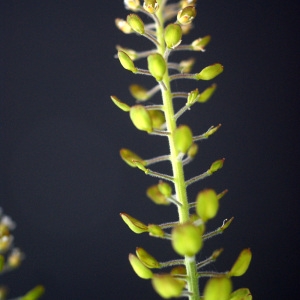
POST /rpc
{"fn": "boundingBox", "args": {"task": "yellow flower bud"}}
[203,277,232,300]
[129,253,153,279]
[130,105,153,132]
[196,189,219,222]
[152,274,185,298]
[229,248,252,277]
[171,223,203,256]
[195,63,224,80]
[164,24,182,49]
[147,53,166,81]
[120,213,148,234]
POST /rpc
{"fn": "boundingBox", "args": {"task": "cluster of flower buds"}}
[112,1,251,299]
[0,208,44,300]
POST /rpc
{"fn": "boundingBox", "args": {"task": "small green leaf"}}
[136,247,161,269]
[127,14,145,34]
[174,125,193,154]
[147,53,166,81]
[196,63,224,80]
[229,248,252,277]
[203,277,232,300]
[118,51,138,73]
[152,274,185,299]
[129,253,153,279]
[130,105,153,132]
[164,23,182,49]
[120,213,148,234]
[110,95,131,112]
[22,285,45,300]
[172,223,203,257]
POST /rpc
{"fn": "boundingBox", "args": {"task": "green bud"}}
[177,6,197,25]
[174,125,193,154]
[196,189,219,222]
[148,224,165,237]
[203,277,232,300]
[130,105,153,132]
[230,288,252,300]
[191,35,211,51]
[203,124,221,139]
[118,51,138,73]
[136,247,161,268]
[198,83,217,103]
[129,84,149,101]
[148,110,165,129]
[127,14,145,34]
[128,253,153,279]
[147,53,166,81]
[208,158,225,174]
[124,0,140,11]
[157,181,172,197]
[152,274,185,299]
[164,24,182,49]
[115,18,133,34]
[187,88,200,105]
[187,143,198,158]
[119,148,146,168]
[116,45,138,60]
[143,0,159,14]
[120,213,148,234]
[110,95,131,112]
[146,184,169,205]
[229,248,252,277]
[22,285,45,300]
[172,223,203,256]
[195,63,224,80]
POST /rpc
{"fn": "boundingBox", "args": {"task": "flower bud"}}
[116,45,138,60]
[203,277,232,300]
[110,95,131,112]
[118,51,138,73]
[130,105,153,132]
[196,189,219,222]
[171,223,203,256]
[157,181,172,197]
[147,53,166,81]
[180,0,197,9]
[129,253,153,279]
[143,0,159,14]
[146,185,169,205]
[129,84,149,101]
[230,288,252,300]
[191,35,211,51]
[164,24,182,49]
[120,213,148,234]
[124,0,140,11]
[152,274,185,298]
[203,124,221,139]
[229,248,252,277]
[148,110,165,129]
[148,224,165,237]
[127,14,145,34]
[208,158,225,174]
[187,88,199,105]
[187,143,198,158]
[177,6,197,25]
[115,18,133,34]
[120,148,146,168]
[136,247,161,268]
[174,125,193,154]
[22,285,45,300]
[195,63,224,80]
[198,83,217,103]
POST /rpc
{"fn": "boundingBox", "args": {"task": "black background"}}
[1,0,299,299]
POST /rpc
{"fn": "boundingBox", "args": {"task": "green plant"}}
[112,1,252,299]
[0,208,44,300]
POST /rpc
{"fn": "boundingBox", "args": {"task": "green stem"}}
[156,2,200,299]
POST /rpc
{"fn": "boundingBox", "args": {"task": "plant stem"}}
[156,2,200,299]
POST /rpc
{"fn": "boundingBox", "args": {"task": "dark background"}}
[1,0,299,299]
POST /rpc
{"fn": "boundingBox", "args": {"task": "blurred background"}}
[2,0,299,299]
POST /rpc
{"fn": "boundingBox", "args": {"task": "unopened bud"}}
[118,51,138,73]
[146,185,169,205]
[129,84,149,101]
[229,248,252,277]
[152,274,185,298]
[191,35,211,51]
[136,247,161,268]
[127,14,145,34]
[196,189,219,222]
[203,277,232,300]
[174,125,193,154]
[147,53,166,81]
[164,24,182,49]
[143,0,159,14]
[120,213,148,234]
[177,6,197,25]
[130,105,153,132]
[198,83,217,103]
[129,253,153,279]
[195,63,224,80]
[120,148,146,168]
